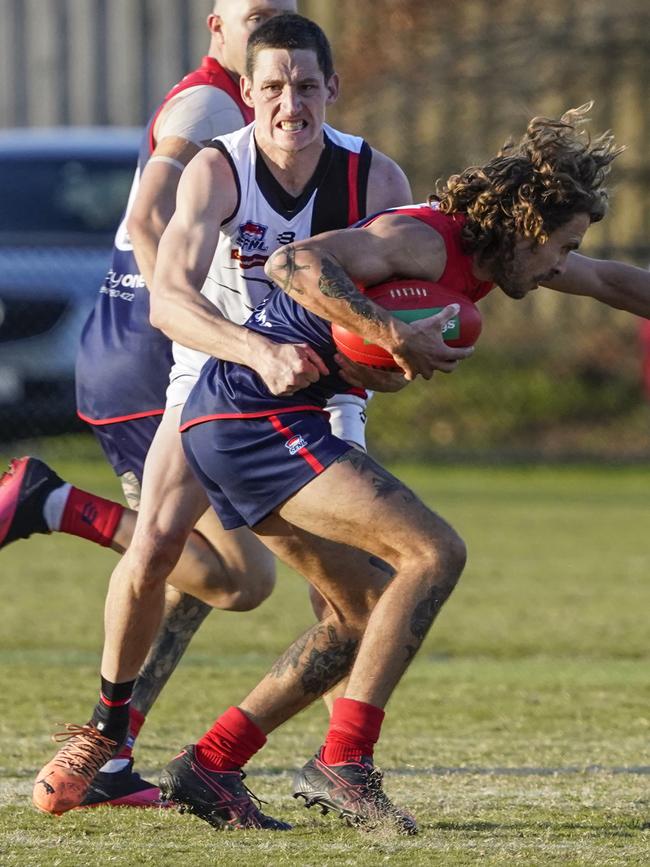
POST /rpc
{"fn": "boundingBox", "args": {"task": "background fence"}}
[1,0,649,458]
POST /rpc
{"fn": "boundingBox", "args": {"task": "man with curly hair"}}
[39,105,650,835]
[150,105,650,834]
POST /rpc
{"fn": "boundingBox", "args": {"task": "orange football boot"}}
[33,724,117,815]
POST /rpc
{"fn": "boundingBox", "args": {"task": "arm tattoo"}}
[268,246,309,296]
[318,258,384,325]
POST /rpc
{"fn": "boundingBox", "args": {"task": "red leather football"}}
[331,279,482,370]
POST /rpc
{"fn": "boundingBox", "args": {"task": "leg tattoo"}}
[270,623,358,698]
[336,451,415,503]
[119,471,142,510]
[405,581,456,663]
[131,590,211,716]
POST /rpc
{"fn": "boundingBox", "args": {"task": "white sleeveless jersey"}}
[170,121,371,386]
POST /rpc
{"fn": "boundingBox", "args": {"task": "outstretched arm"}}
[546,252,650,318]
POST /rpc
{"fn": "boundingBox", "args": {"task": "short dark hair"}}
[245,14,334,81]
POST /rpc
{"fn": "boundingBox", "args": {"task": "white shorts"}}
[166,366,197,410]
[327,392,369,450]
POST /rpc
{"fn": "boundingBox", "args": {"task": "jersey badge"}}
[285,435,308,455]
[236,220,269,252]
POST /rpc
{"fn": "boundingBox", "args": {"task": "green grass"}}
[1,440,649,865]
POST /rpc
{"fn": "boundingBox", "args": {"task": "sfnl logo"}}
[285,435,308,455]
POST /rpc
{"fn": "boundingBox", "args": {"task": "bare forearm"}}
[129,223,160,290]
[150,284,274,366]
[550,255,650,318]
[266,245,403,353]
[599,262,650,317]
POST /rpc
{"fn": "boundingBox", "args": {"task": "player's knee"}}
[202,561,276,611]
[126,529,187,591]
[440,527,467,586]
[225,566,276,611]
[401,523,467,590]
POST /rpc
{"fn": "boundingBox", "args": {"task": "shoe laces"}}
[366,764,417,831]
[50,723,117,781]
[367,766,399,811]
[229,772,275,828]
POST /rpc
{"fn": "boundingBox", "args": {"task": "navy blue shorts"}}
[89,414,163,482]
[182,410,352,530]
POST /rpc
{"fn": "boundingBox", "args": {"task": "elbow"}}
[125,210,147,249]
[264,244,299,290]
[127,208,165,251]
[264,249,280,283]
[149,293,172,335]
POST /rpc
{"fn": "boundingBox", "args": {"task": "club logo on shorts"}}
[236,220,269,252]
[285,435,308,455]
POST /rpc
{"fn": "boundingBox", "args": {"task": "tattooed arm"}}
[265,213,475,380]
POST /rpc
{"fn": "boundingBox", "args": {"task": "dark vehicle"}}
[0,126,140,440]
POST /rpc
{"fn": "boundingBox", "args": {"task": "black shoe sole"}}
[293,789,364,824]
[293,780,419,835]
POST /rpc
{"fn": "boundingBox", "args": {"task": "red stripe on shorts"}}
[268,415,325,474]
[78,409,164,426]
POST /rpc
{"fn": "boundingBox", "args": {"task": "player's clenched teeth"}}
[279,121,307,131]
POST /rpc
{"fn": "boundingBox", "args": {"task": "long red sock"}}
[115,707,146,761]
[321,697,385,765]
[60,487,124,547]
[196,706,267,771]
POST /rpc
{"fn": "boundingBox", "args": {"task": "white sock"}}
[42,483,72,531]
[98,757,131,774]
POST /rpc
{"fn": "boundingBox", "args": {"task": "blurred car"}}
[0,126,140,439]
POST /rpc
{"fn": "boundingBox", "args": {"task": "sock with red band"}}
[114,706,146,761]
[90,678,135,747]
[100,706,147,772]
[321,697,385,765]
[58,486,124,547]
[196,706,267,771]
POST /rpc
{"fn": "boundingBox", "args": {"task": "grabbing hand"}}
[391,303,474,380]
[256,341,329,396]
[335,353,408,393]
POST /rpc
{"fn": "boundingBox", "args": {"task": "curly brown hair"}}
[431,103,624,266]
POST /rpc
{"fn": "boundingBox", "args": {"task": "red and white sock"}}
[321,697,385,765]
[99,707,146,774]
[44,485,123,547]
[195,706,267,771]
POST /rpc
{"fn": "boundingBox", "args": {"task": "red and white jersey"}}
[77,56,254,425]
[170,121,372,386]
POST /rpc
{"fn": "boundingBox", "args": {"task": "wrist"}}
[243,328,275,368]
[377,317,408,355]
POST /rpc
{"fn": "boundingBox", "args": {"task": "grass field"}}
[0,441,648,865]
